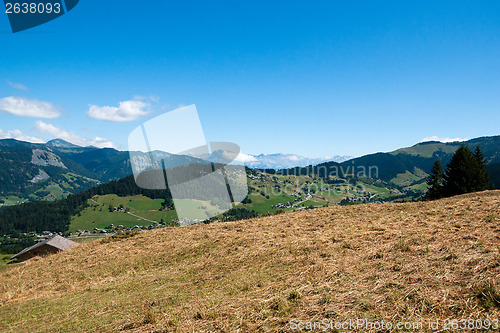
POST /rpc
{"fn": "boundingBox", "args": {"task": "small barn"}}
[11,235,77,262]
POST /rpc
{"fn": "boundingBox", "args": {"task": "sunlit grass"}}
[1,191,499,332]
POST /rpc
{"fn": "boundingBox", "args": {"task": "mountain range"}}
[0,139,202,202]
[1,135,500,204]
[280,135,500,189]
[234,153,352,169]
[0,139,354,203]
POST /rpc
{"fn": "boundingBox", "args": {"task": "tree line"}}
[0,175,173,236]
[426,145,490,200]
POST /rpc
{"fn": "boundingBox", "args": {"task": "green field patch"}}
[92,194,135,208]
[91,194,163,211]
[0,196,27,206]
[127,197,163,211]
[390,171,422,186]
[248,193,297,214]
[300,200,322,207]
[129,209,177,222]
[59,181,71,189]
[69,202,156,232]
[315,191,346,203]
[46,185,64,198]
[70,195,197,232]
[409,182,429,191]
[363,185,391,195]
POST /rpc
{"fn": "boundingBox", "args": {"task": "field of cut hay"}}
[0,191,499,332]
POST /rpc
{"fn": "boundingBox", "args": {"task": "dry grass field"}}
[0,191,499,332]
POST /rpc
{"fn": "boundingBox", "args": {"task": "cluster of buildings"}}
[74,221,170,236]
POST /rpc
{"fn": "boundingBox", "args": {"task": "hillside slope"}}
[1,191,500,332]
[288,136,500,190]
[0,139,205,204]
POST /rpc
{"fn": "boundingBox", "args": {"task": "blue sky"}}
[1,0,500,158]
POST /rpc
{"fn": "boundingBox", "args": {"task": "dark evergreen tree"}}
[442,145,488,197]
[426,159,444,199]
[472,146,490,191]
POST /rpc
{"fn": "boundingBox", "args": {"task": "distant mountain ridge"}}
[238,153,352,169]
[46,139,81,148]
[1,136,499,204]
[278,135,500,190]
[0,139,204,202]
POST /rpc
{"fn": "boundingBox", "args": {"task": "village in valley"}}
[1,165,422,263]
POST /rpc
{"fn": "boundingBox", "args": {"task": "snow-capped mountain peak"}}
[234,153,352,169]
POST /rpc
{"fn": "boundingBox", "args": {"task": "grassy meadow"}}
[0,191,499,332]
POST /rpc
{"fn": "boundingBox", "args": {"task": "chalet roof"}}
[11,235,77,260]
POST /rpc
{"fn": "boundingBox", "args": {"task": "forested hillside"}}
[277,136,500,190]
[0,138,204,204]
[0,175,173,236]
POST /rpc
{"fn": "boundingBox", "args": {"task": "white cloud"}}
[0,128,44,143]
[420,136,469,143]
[7,80,28,91]
[133,95,159,103]
[87,100,150,122]
[0,96,60,118]
[234,152,258,163]
[34,121,118,149]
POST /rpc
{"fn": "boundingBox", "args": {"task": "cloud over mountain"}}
[0,96,60,118]
[34,121,118,149]
[0,128,44,143]
[420,136,468,143]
